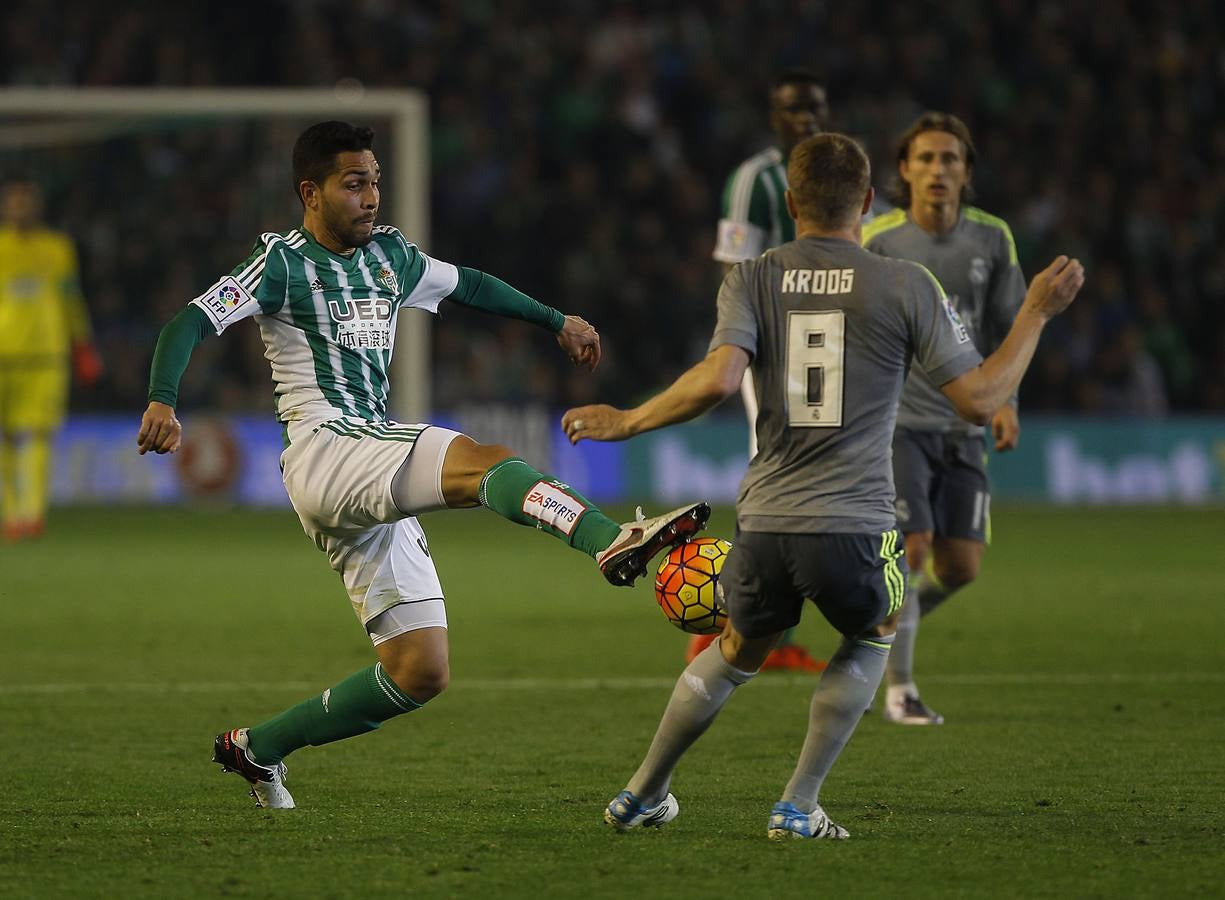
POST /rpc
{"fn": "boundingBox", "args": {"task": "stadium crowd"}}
[3,0,1222,414]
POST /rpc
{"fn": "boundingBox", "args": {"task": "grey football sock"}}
[626,640,755,805]
[885,584,919,686]
[781,633,894,812]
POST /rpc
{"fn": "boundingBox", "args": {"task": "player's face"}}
[900,130,971,209]
[1,182,43,228]
[316,150,380,249]
[770,83,830,154]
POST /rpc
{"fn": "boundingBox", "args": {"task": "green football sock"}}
[477,457,621,558]
[246,663,421,765]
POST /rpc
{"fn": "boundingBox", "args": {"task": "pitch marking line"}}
[2,672,1224,696]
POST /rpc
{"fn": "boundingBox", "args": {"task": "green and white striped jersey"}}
[713,147,794,264]
[190,225,456,426]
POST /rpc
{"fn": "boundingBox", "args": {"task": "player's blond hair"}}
[787,134,871,229]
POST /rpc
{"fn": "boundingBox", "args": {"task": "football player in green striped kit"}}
[136,121,708,809]
[696,69,833,673]
[863,112,1027,725]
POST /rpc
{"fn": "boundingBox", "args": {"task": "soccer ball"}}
[654,537,732,635]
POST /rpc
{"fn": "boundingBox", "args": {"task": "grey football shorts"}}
[721,530,908,639]
[892,428,990,542]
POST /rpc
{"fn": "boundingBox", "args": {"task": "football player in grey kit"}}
[562,133,1083,840]
[863,112,1026,725]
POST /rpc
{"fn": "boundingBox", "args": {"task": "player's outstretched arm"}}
[136,305,214,455]
[445,268,599,369]
[941,255,1084,425]
[562,345,748,444]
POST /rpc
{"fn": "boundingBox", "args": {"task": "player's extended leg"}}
[605,624,774,831]
[433,435,708,586]
[215,623,448,810]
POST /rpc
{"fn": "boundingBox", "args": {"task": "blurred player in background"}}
[0,175,102,542]
[136,121,707,809]
[698,68,832,673]
[863,112,1026,725]
[564,133,1083,839]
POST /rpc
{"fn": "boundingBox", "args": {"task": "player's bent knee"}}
[440,438,517,507]
[381,657,450,703]
[375,625,450,703]
[937,561,979,590]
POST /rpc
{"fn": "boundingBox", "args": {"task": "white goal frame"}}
[0,87,432,420]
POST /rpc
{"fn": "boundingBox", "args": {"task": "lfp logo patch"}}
[217,284,243,307]
[193,275,254,331]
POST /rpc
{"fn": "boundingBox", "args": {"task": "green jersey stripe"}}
[353,253,392,397]
[761,164,788,246]
[300,256,361,417]
[327,259,380,419]
[363,240,397,373]
[321,419,423,442]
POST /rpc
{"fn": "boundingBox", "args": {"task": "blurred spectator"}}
[0,0,1221,415]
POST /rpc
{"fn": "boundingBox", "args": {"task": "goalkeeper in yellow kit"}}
[0,176,101,541]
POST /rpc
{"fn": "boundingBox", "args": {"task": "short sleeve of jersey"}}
[190,239,288,335]
[374,227,459,314]
[713,170,771,264]
[905,262,982,386]
[708,263,758,357]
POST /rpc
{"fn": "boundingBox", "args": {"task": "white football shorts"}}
[280,418,461,634]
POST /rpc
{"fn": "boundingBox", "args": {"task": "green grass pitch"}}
[2,504,1223,898]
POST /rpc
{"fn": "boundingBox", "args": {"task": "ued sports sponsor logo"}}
[522,481,585,536]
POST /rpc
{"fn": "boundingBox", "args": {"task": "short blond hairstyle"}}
[787,133,871,229]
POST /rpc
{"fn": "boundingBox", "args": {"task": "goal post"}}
[0,87,432,421]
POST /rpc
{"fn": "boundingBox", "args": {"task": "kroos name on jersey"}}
[781,268,855,295]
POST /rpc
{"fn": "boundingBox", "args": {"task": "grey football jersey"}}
[711,236,982,533]
[863,207,1025,435]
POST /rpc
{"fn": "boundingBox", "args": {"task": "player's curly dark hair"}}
[292,121,375,206]
[787,133,871,228]
[890,111,976,208]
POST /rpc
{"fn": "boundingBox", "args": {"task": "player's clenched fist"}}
[137,401,183,455]
[1023,255,1085,321]
[556,315,602,371]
